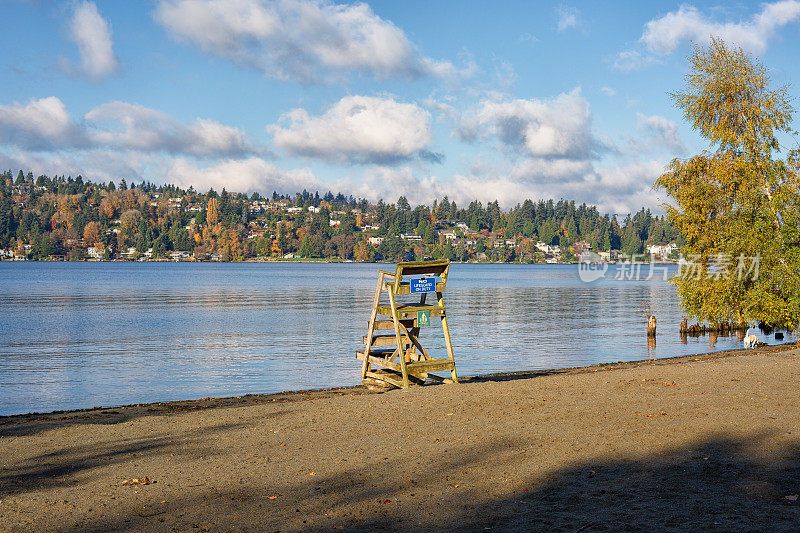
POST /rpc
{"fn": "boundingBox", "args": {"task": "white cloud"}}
[612,1,800,72]
[511,158,594,184]
[0,96,264,159]
[642,2,800,56]
[0,147,157,183]
[518,32,539,45]
[153,0,471,82]
[452,158,666,213]
[67,1,119,81]
[600,87,616,97]
[163,157,321,194]
[271,95,433,164]
[610,48,657,71]
[635,113,685,155]
[592,160,666,212]
[0,97,87,150]
[85,102,262,158]
[556,5,580,32]
[0,147,322,195]
[459,89,594,159]
[330,165,446,206]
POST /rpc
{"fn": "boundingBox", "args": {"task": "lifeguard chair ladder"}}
[357,260,458,389]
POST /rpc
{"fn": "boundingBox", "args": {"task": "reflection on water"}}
[0,262,791,415]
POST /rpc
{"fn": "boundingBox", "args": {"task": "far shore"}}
[0,257,678,265]
[2,342,799,531]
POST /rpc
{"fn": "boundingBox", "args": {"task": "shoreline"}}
[3,341,800,531]
[2,341,793,424]
[0,258,678,265]
[0,338,800,533]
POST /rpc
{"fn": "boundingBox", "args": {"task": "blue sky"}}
[2,0,800,213]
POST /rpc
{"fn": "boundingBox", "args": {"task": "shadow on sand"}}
[46,430,800,532]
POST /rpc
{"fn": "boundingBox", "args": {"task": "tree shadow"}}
[61,430,800,532]
[0,386,370,438]
[0,415,279,497]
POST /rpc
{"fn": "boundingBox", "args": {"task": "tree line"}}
[0,169,677,262]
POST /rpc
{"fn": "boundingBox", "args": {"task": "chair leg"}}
[438,291,458,383]
[361,273,385,380]
[387,289,410,388]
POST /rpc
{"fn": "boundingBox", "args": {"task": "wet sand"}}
[2,345,800,532]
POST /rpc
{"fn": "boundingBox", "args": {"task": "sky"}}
[2,0,800,214]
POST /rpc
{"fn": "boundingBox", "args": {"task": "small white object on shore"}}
[743,334,761,349]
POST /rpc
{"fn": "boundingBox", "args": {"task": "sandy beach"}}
[2,344,800,532]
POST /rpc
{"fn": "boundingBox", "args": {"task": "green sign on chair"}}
[417,310,430,327]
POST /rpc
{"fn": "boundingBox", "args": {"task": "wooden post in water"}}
[647,334,656,354]
[647,315,657,337]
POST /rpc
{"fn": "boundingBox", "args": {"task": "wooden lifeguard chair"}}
[357,260,458,389]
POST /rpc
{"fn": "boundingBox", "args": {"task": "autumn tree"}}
[120,209,142,236]
[100,195,118,220]
[354,240,374,262]
[83,221,101,244]
[656,38,800,328]
[206,197,220,226]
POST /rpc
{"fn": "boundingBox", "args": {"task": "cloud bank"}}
[163,157,321,194]
[85,102,263,158]
[0,97,88,150]
[0,97,262,159]
[153,0,473,82]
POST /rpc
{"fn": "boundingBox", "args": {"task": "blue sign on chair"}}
[410,277,435,293]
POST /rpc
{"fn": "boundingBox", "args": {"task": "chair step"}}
[364,370,427,388]
[356,347,398,359]
[406,358,455,373]
[371,319,416,330]
[377,304,444,319]
[363,333,410,346]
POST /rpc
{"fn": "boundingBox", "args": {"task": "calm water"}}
[0,262,789,416]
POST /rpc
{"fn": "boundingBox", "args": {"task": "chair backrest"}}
[391,260,450,294]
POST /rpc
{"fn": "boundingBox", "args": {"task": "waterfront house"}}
[170,251,191,261]
[646,243,677,261]
[572,240,592,257]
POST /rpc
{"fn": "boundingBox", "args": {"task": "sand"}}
[2,345,800,532]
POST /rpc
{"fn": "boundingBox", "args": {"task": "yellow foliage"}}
[656,38,800,328]
[207,198,219,225]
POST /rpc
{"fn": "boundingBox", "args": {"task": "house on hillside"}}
[401,233,422,242]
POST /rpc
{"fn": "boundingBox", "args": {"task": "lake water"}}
[0,262,788,416]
